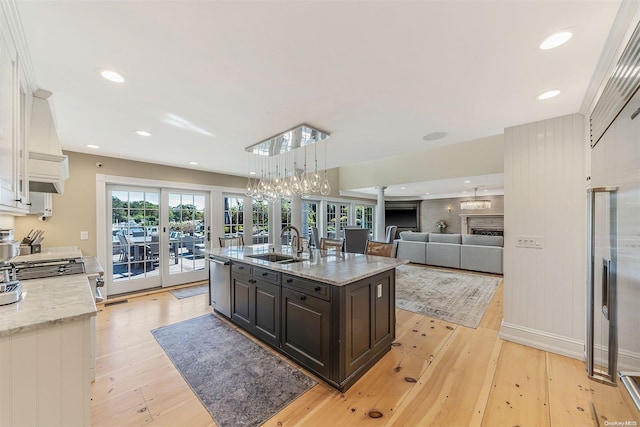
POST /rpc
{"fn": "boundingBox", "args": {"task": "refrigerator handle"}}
[602,258,611,320]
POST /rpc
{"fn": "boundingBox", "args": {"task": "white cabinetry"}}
[0,317,92,426]
[0,21,30,213]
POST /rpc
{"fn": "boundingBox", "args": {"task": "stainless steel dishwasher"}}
[209,255,230,317]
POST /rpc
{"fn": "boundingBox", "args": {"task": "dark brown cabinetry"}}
[281,283,332,377]
[229,260,395,392]
[231,262,281,348]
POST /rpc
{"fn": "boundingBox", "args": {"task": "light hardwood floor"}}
[91,276,639,426]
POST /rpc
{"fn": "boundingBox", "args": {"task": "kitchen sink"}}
[247,253,304,264]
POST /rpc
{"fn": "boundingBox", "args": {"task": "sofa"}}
[395,231,503,274]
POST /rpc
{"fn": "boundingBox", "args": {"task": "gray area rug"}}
[395,265,502,328]
[151,314,316,427]
[169,284,208,299]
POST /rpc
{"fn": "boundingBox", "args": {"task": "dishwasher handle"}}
[209,256,230,266]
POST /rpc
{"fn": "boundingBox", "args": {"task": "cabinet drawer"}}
[232,262,252,276]
[253,266,280,285]
[282,274,330,301]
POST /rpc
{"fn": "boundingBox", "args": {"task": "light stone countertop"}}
[0,274,96,337]
[12,246,83,263]
[207,244,407,286]
[0,248,98,337]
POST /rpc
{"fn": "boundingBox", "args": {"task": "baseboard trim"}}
[499,322,584,361]
[499,322,640,371]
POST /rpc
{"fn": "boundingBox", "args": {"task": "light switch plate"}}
[80,231,89,240]
[377,283,382,298]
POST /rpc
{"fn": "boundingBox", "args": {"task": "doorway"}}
[107,186,209,295]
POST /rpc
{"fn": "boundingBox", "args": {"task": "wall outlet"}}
[377,283,382,298]
[80,231,89,240]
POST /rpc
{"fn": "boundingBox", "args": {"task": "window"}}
[252,200,269,244]
[301,200,318,239]
[326,202,349,239]
[223,197,244,237]
[281,199,292,244]
[356,204,374,239]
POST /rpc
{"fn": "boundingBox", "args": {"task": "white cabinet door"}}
[0,30,30,213]
[0,31,16,208]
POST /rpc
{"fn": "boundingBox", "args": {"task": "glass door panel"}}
[326,202,349,239]
[109,188,161,295]
[165,191,208,285]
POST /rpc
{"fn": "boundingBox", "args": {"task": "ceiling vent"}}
[590,21,640,148]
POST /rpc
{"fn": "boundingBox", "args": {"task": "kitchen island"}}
[0,248,98,427]
[208,244,405,391]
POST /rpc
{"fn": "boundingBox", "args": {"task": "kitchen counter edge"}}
[207,245,407,286]
[0,273,97,337]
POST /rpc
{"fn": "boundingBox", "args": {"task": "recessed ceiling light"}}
[464,180,471,183]
[189,161,198,165]
[400,187,406,190]
[422,132,448,141]
[538,90,560,100]
[99,69,126,83]
[86,144,100,149]
[135,130,152,137]
[540,31,572,50]
[249,171,256,175]
[425,192,430,195]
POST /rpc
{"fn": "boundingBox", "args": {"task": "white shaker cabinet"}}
[0,27,29,213]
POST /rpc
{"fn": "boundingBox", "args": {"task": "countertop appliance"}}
[587,31,640,414]
[0,233,22,306]
[209,254,230,317]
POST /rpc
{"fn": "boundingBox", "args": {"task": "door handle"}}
[602,258,611,320]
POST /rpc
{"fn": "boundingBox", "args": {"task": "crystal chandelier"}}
[460,187,491,210]
[245,124,331,202]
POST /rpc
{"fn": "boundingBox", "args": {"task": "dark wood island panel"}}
[228,261,396,392]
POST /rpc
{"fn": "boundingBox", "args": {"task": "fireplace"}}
[471,228,504,236]
[460,214,504,235]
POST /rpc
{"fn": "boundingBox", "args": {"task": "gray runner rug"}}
[169,284,208,299]
[151,314,316,427]
[395,265,502,328]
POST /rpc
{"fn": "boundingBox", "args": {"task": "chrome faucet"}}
[281,225,302,255]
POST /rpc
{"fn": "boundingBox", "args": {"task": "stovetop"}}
[13,258,86,280]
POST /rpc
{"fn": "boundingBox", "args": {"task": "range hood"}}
[29,90,69,194]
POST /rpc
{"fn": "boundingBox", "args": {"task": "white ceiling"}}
[16,1,621,197]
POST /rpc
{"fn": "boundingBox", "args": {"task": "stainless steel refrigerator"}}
[587,86,640,411]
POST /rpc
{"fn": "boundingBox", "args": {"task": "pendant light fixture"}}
[460,187,491,210]
[244,124,331,201]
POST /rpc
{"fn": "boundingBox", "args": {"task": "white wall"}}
[501,113,587,359]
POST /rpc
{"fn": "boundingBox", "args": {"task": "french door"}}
[108,185,209,295]
[326,202,350,239]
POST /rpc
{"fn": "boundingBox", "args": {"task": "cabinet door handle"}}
[14,198,22,203]
[249,279,256,284]
[300,295,306,301]
[286,278,293,283]
[314,286,321,292]
[238,266,244,270]
[262,272,269,276]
